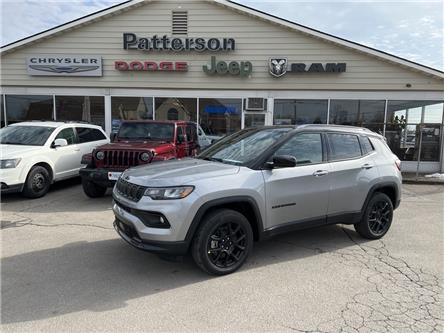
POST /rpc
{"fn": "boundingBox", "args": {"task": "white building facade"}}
[1,0,443,172]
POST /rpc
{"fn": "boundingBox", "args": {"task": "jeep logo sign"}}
[203,56,252,77]
[27,55,102,76]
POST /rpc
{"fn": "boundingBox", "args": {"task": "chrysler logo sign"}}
[27,55,103,76]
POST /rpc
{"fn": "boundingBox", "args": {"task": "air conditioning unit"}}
[246,98,266,111]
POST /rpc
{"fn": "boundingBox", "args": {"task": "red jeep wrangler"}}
[79,120,199,197]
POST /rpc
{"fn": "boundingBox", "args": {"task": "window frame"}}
[325,132,364,162]
[359,135,376,156]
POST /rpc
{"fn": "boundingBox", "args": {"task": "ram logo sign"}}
[27,55,102,76]
[269,58,288,77]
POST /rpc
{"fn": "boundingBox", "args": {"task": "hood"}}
[123,158,240,186]
[0,144,42,159]
[96,141,172,151]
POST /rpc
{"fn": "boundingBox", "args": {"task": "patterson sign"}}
[123,33,236,52]
[27,55,102,76]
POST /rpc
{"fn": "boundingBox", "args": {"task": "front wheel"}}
[192,209,253,275]
[354,192,393,239]
[22,166,51,198]
[82,179,107,198]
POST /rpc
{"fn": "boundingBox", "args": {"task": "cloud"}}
[1,0,443,70]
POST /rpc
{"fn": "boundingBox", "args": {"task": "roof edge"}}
[218,0,444,79]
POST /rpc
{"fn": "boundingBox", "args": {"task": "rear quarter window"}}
[328,133,362,161]
[360,136,375,154]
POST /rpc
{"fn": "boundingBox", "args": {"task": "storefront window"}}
[56,96,105,129]
[1,95,5,128]
[329,100,385,133]
[111,97,153,132]
[5,95,53,125]
[273,99,328,125]
[199,98,241,137]
[245,113,266,128]
[155,98,196,122]
[385,100,444,162]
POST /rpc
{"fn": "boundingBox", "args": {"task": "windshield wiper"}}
[201,156,224,163]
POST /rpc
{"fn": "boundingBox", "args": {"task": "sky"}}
[1,0,443,71]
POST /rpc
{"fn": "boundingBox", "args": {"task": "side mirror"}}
[52,138,68,148]
[266,155,297,169]
[110,132,117,142]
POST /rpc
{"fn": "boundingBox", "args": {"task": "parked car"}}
[112,124,402,275]
[0,122,109,198]
[80,120,200,198]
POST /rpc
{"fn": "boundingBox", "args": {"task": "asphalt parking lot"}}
[1,180,443,333]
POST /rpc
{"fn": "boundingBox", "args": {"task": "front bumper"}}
[114,219,188,255]
[79,167,118,188]
[1,182,24,194]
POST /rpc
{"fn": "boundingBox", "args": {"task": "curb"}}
[402,179,444,185]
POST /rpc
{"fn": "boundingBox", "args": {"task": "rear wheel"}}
[354,192,393,239]
[192,209,253,275]
[22,166,51,198]
[82,179,107,198]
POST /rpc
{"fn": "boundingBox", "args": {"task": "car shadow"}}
[0,177,114,213]
[1,224,370,324]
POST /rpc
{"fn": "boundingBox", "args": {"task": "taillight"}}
[395,159,401,171]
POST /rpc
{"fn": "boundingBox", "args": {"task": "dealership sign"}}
[203,56,252,77]
[123,33,235,52]
[269,58,346,77]
[115,61,188,71]
[27,55,102,76]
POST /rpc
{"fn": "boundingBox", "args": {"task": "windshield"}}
[198,127,292,166]
[118,122,175,141]
[0,126,55,146]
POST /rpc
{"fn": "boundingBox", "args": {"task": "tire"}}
[82,179,107,198]
[192,209,253,275]
[354,192,394,239]
[22,165,51,199]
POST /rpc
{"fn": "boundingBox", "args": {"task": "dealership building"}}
[1,0,443,172]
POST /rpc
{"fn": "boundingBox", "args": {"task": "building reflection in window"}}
[5,95,53,125]
[155,98,196,122]
[199,98,241,138]
[56,96,105,129]
[111,97,154,132]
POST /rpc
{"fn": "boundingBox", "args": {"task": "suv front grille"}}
[102,150,144,168]
[115,178,146,202]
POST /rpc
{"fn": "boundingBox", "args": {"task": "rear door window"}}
[76,127,106,143]
[328,133,362,161]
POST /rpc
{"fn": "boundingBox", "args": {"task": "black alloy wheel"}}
[207,221,247,269]
[192,209,253,275]
[354,192,393,239]
[367,200,392,236]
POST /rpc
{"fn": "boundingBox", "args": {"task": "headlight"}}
[96,151,105,160]
[0,158,21,169]
[144,186,194,200]
[140,152,151,162]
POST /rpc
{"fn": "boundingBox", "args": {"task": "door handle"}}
[313,170,329,177]
[361,163,374,169]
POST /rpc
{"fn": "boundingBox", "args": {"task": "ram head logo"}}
[269,58,288,77]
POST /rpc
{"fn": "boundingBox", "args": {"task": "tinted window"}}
[76,127,106,143]
[360,136,374,154]
[0,126,54,146]
[328,133,362,160]
[56,128,77,145]
[274,133,323,165]
[186,125,197,142]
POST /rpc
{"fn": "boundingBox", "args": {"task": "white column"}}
[266,97,274,125]
[104,95,112,134]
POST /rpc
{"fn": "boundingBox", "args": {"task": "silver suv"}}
[112,125,402,275]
